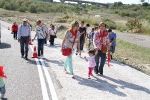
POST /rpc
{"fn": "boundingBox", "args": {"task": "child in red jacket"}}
[12,22,18,40]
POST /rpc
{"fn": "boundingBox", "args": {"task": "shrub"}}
[18,6,26,12]
[126,18,142,33]
[29,4,37,13]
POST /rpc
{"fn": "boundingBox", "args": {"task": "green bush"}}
[29,4,37,13]
[4,3,11,10]
[18,6,26,12]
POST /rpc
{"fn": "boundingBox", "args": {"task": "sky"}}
[54,0,149,4]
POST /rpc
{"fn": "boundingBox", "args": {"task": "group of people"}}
[11,19,57,60]
[11,19,116,79]
[61,21,117,78]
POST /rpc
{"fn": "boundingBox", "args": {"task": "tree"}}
[29,4,37,13]
[142,2,149,6]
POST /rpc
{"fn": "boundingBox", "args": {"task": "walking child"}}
[0,66,7,99]
[84,50,96,79]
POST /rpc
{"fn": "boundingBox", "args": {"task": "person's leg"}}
[40,39,45,56]
[13,32,15,39]
[79,41,83,56]
[88,67,91,78]
[50,35,53,45]
[0,85,6,98]
[51,36,54,45]
[68,50,75,74]
[91,67,94,75]
[15,32,17,39]
[37,39,41,57]
[64,57,68,71]
[24,37,29,58]
[20,37,24,57]
[94,50,100,74]
[45,37,47,44]
[99,52,106,75]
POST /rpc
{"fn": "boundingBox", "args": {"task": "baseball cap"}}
[23,18,28,22]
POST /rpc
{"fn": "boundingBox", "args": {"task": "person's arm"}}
[77,36,80,52]
[61,35,67,51]
[32,27,38,41]
[84,56,88,62]
[29,26,31,41]
[17,25,21,42]
[106,38,110,52]
[93,34,98,50]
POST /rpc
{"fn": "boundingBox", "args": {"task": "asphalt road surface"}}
[0,21,150,100]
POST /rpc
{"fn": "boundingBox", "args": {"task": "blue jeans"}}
[37,39,45,56]
[0,85,6,94]
[94,50,106,74]
[64,50,75,74]
[20,36,29,57]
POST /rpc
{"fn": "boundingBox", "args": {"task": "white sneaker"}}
[1,94,5,99]
[76,52,78,55]
[79,55,82,58]
[64,69,68,74]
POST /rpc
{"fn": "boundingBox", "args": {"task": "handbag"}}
[101,45,107,53]
[62,33,77,56]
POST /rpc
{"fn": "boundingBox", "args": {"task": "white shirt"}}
[49,28,56,36]
[87,56,96,68]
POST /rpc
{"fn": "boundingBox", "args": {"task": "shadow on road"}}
[74,75,127,97]
[43,58,64,67]
[103,75,150,94]
[74,75,150,97]
[0,43,11,49]
[47,43,61,48]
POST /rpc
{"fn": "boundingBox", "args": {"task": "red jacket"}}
[12,25,18,32]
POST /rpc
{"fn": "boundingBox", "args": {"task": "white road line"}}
[40,59,58,100]
[30,45,50,100]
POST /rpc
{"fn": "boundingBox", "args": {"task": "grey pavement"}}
[43,38,150,100]
[0,21,150,100]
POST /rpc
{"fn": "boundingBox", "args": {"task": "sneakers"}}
[76,52,78,55]
[1,94,5,99]
[79,54,82,58]
[64,69,68,74]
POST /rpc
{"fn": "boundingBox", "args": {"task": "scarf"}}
[70,29,78,36]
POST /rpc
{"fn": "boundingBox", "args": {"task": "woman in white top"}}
[61,21,80,78]
[49,25,56,45]
[32,20,48,57]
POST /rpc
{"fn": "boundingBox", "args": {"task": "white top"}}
[87,56,96,68]
[49,28,56,36]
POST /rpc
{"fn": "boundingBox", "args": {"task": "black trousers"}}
[50,35,55,45]
[20,36,29,57]
[13,31,17,39]
[94,50,106,74]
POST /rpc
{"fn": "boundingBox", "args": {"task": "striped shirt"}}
[17,24,31,39]
[64,30,80,49]
[36,25,48,39]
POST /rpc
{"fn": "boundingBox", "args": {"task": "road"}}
[0,21,150,100]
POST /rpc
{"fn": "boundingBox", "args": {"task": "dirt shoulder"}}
[114,30,150,49]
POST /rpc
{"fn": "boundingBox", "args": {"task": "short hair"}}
[36,20,42,25]
[94,26,98,30]
[71,21,79,30]
[108,29,112,32]
[81,21,84,23]
[88,50,95,55]
[86,24,90,27]
[99,22,107,28]
[92,28,95,31]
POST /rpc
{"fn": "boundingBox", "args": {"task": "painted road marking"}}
[40,59,58,100]
[30,45,58,100]
[30,45,50,100]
